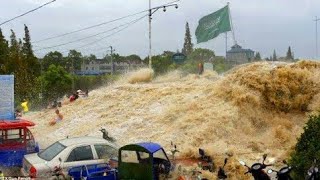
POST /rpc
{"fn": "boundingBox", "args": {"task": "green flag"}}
[195,5,231,43]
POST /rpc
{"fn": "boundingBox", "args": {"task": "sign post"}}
[172,53,187,64]
[0,75,15,120]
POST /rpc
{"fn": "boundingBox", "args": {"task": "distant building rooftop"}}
[227,44,254,54]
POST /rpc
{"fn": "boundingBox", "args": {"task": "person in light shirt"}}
[49,109,63,126]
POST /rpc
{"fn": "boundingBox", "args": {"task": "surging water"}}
[25,60,320,179]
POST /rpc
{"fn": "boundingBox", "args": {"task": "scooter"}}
[46,158,66,180]
[198,148,214,172]
[267,160,292,180]
[217,158,228,179]
[239,154,272,180]
[306,159,319,180]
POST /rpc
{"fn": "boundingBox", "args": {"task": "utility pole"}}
[148,0,152,69]
[40,59,43,99]
[147,1,178,69]
[110,46,115,75]
[314,16,320,59]
[72,57,75,92]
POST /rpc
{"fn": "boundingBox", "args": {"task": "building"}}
[78,59,145,75]
[226,44,254,66]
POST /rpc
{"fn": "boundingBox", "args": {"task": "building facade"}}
[78,59,145,75]
[226,44,254,66]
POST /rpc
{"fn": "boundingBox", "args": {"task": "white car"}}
[21,136,118,179]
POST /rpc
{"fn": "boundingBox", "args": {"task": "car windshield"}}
[153,149,168,161]
[38,142,66,161]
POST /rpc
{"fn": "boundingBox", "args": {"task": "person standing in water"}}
[49,109,63,126]
[21,99,29,113]
[198,62,204,75]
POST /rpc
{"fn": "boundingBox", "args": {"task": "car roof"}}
[58,136,117,147]
[120,142,162,153]
[0,119,35,129]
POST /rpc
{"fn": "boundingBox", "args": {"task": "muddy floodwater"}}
[21,61,320,179]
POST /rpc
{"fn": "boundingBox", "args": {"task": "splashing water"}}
[25,60,320,179]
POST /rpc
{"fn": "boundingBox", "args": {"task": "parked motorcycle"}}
[267,160,292,180]
[198,148,214,172]
[46,158,66,180]
[239,154,272,180]
[217,158,228,179]
[306,159,320,180]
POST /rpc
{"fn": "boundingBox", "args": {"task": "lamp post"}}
[148,0,178,69]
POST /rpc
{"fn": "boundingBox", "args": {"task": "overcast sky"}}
[0,0,319,59]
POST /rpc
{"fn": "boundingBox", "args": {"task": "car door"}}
[61,145,98,175]
[94,144,118,164]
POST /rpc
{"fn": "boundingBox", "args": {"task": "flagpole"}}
[225,32,228,57]
[227,2,237,45]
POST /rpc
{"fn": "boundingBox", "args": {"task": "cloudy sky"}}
[0,0,319,59]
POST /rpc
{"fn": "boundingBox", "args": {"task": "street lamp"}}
[148,0,178,69]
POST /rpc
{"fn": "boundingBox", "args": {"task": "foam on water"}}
[25,60,320,179]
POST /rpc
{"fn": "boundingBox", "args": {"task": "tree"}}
[39,64,72,101]
[189,48,215,62]
[273,50,277,61]
[21,25,40,99]
[8,30,26,100]
[150,52,174,74]
[22,24,40,75]
[286,46,294,60]
[182,22,193,56]
[254,52,261,60]
[212,56,228,73]
[290,114,320,179]
[124,54,142,64]
[66,50,82,73]
[0,28,9,74]
[41,51,64,71]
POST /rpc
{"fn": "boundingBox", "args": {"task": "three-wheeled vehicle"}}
[0,119,39,167]
[68,142,172,180]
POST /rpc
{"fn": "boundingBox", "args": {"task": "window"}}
[67,145,93,162]
[94,144,117,159]
[138,152,150,159]
[153,149,167,160]
[38,142,66,161]
[2,129,24,143]
[7,129,23,140]
[0,130,4,144]
[121,150,139,163]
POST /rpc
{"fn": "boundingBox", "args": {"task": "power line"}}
[33,11,147,44]
[32,0,180,43]
[34,14,147,51]
[75,15,146,50]
[0,0,56,26]
[37,14,147,54]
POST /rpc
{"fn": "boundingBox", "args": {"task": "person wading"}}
[49,109,63,126]
[198,62,204,75]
